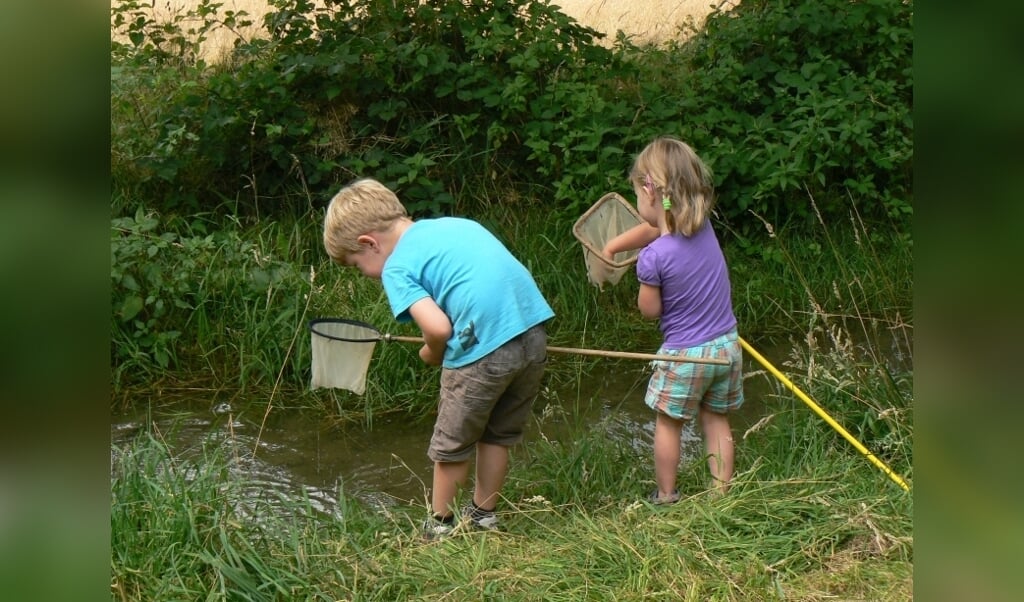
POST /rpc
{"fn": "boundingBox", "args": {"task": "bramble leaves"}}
[111,0,912,230]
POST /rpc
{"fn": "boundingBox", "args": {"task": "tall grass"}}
[112,390,912,600]
[111,192,912,425]
[723,192,913,482]
[111,189,913,598]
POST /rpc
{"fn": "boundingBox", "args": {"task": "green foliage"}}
[681,0,913,229]
[111,0,630,216]
[111,0,912,232]
[110,208,313,388]
[110,0,253,67]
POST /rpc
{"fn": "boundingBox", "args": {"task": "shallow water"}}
[112,369,762,515]
[110,334,909,515]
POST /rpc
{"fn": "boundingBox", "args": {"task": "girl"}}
[603,136,744,502]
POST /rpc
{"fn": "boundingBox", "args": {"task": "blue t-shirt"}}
[636,223,736,348]
[382,217,555,368]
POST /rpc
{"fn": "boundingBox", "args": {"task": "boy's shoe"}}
[462,503,500,531]
[648,489,681,505]
[422,516,456,541]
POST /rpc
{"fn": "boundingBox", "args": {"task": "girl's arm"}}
[603,222,661,259]
[408,297,453,366]
[637,283,662,320]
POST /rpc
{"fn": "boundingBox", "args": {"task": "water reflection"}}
[112,329,913,516]
[110,359,772,516]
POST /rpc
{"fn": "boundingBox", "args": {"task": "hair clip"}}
[662,196,672,210]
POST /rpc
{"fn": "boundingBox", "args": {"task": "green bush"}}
[110,208,312,388]
[681,0,913,228]
[111,0,630,215]
[111,0,912,232]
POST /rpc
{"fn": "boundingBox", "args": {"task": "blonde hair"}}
[323,178,408,264]
[630,136,715,236]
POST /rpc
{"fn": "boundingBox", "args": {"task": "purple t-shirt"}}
[636,223,737,349]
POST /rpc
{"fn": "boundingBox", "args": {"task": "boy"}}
[323,178,554,539]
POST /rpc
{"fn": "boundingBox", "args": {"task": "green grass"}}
[111,179,912,602]
[112,400,912,600]
[111,196,910,402]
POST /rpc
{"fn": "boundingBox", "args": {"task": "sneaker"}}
[462,503,500,531]
[648,489,681,505]
[422,516,456,541]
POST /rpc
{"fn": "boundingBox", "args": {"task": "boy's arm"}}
[407,296,453,366]
[603,222,660,259]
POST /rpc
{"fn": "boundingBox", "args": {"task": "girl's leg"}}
[700,410,734,495]
[473,442,509,510]
[653,412,685,498]
[432,460,470,517]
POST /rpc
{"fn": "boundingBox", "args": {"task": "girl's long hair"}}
[630,136,715,236]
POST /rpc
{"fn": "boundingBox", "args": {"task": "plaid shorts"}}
[644,329,744,421]
[428,324,547,463]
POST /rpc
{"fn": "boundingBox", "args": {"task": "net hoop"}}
[308,318,384,343]
[572,192,643,269]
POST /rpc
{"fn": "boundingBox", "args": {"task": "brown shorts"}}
[428,324,548,462]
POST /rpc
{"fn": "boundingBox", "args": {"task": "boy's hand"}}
[408,297,452,366]
[419,344,443,366]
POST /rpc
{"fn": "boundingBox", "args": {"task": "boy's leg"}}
[474,324,547,510]
[653,412,685,498]
[700,410,734,495]
[432,460,471,517]
[473,442,509,510]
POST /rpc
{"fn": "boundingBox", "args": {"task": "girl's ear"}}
[643,174,656,197]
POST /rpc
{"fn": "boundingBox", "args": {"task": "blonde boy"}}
[324,178,554,539]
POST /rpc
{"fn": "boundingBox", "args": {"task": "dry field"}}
[124,1,737,61]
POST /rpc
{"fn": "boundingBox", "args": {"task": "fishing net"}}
[309,319,383,394]
[572,192,644,290]
[309,314,727,394]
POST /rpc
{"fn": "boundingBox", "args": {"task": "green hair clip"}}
[662,196,672,210]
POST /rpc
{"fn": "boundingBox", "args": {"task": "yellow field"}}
[557,0,736,44]
[127,1,737,60]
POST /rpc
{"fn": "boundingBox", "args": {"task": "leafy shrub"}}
[111,0,912,233]
[680,0,913,228]
[110,209,311,387]
[111,0,634,215]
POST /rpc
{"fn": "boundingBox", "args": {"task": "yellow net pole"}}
[740,337,910,492]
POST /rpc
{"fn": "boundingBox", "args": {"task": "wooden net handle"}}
[383,335,729,365]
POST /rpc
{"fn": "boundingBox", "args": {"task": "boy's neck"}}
[379,217,413,252]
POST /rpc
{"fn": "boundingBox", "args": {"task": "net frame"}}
[309,318,386,342]
[572,192,645,289]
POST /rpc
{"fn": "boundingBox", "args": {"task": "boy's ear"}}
[356,234,379,252]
